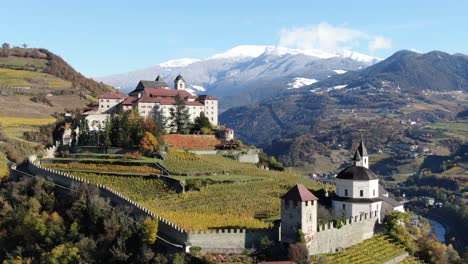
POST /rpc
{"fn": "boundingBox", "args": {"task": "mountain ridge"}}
[96,45,378,109]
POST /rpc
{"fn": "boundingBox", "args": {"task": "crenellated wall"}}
[187,228,278,253]
[24,147,276,252]
[311,210,380,254]
[27,147,188,246]
[24,147,382,255]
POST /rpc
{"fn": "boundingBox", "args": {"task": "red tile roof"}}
[143,88,194,98]
[99,92,128,99]
[281,184,318,202]
[122,96,137,105]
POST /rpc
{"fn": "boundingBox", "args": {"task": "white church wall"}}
[336,179,379,199]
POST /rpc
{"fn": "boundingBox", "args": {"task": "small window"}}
[107,105,109,108]
[360,190,364,197]
[305,201,308,206]
[373,189,376,196]
[345,189,348,196]
[106,99,109,102]
[342,204,346,210]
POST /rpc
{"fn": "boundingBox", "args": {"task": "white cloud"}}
[368,36,393,53]
[279,22,392,54]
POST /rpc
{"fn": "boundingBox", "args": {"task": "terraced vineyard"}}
[312,235,411,264]
[45,150,327,230]
[42,162,160,175]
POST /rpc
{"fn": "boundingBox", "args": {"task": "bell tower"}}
[174,74,186,90]
[281,184,318,254]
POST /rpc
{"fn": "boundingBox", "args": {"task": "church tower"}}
[174,74,186,90]
[281,184,318,254]
[357,140,369,169]
[332,138,381,221]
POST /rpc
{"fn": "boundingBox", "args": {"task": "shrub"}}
[123,151,142,160]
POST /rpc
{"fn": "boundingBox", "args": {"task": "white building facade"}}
[332,141,382,221]
[82,75,218,131]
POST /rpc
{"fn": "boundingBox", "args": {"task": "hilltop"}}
[0,44,118,125]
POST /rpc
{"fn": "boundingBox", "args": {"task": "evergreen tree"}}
[78,119,90,145]
[103,118,112,153]
[192,112,211,134]
[167,94,191,134]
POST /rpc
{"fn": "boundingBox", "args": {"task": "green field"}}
[311,235,412,264]
[0,57,48,71]
[45,151,326,231]
[0,68,71,88]
[423,120,468,140]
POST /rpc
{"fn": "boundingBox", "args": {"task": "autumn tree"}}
[140,132,159,156]
[167,94,191,134]
[142,218,158,244]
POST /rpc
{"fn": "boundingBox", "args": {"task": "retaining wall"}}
[310,210,380,254]
[27,147,188,246]
[24,147,275,252]
[187,228,279,253]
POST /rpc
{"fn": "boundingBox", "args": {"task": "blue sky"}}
[1,0,466,77]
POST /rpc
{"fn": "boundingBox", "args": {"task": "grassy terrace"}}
[44,151,326,231]
[311,235,411,264]
[0,68,72,88]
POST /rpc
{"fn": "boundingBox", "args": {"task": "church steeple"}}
[352,150,363,167]
[357,139,369,169]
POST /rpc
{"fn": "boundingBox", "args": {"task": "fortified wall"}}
[311,210,379,254]
[187,228,278,253]
[22,147,277,253]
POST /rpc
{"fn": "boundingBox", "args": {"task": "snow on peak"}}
[288,77,318,89]
[209,45,270,60]
[159,58,200,68]
[185,84,207,95]
[333,70,347,74]
[338,50,381,64]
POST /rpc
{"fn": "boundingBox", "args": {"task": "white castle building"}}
[280,140,404,255]
[332,141,382,221]
[83,75,218,130]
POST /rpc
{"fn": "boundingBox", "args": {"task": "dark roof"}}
[140,80,169,89]
[129,81,170,95]
[352,150,361,161]
[380,195,404,207]
[336,166,377,180]
[196,94,218,100]
[358,140,368,156]
[333,196,381,203]
[281,184,318,202]
[155,75,164,82]
[174,74,185,82]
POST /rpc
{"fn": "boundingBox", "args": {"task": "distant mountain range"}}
[95,45,379,110]
[304,50,468,95]
[219,50,468,166]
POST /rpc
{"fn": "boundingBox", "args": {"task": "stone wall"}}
[24,147,275,253]
[26,147,188,247]
[187,228,279,253]
[311,210,380,254]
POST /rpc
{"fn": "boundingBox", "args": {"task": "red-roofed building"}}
[281,184,318,253]
[83,75,218,130]
[126,75,217,126]
[98,92,128,113]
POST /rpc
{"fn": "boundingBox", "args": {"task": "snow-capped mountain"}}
[96,45,380,110]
